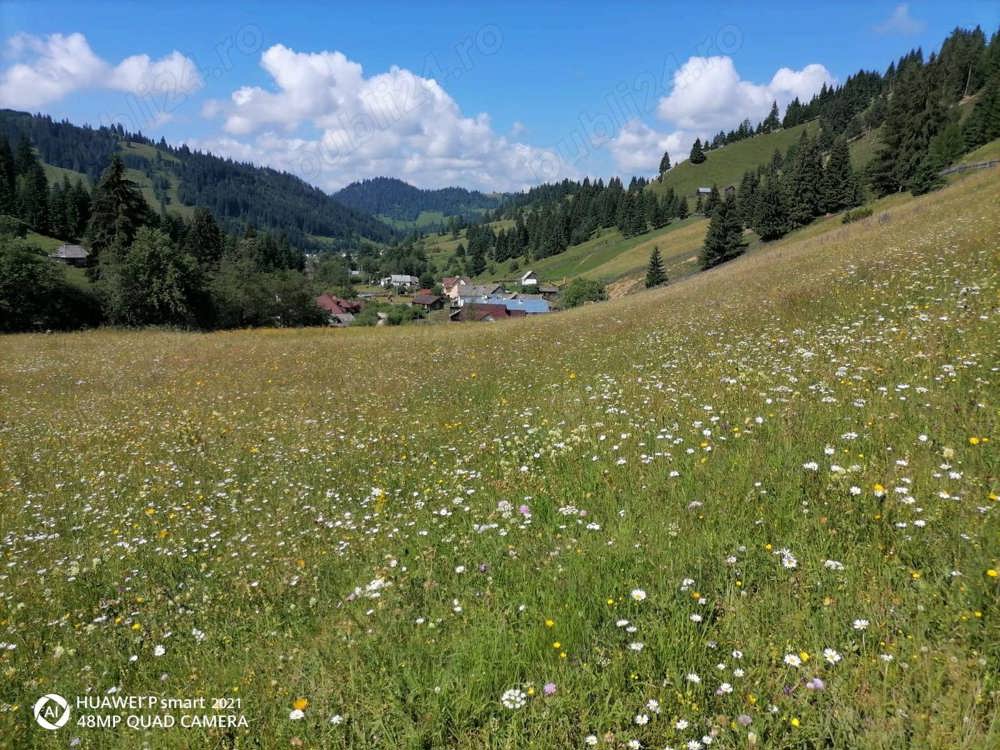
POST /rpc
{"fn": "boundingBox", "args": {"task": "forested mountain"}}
[0,109,396,249]
[332,176,505,223]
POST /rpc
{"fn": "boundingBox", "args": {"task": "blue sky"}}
[1,1,996,191]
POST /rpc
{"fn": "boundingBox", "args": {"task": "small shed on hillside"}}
[49,244,89,267]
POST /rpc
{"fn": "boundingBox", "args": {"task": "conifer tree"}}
[645,246,666,288]
[184,208,224,269]
[752,176,790,241]
[658,151,671,176]
[704,184,721,213]
[69,179,91,240]
[785,132,823,226]
[0,139,15,215]
[961,73,1000,149]
[763,101,781,132]
[908,152,945,195]
[736,170,760,227]
[689,138,707,164]
[700,194,746,270]
[18,160,49,234]
[821,137,862,212]
[870,58,948,195]
[677,196,689,219]
[87,154,149,265]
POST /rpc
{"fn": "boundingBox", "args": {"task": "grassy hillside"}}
[41,162,90,188]
[2,167,998,749]
[651,121,882,200]
[651,122,815,197]
[526,218,708,283]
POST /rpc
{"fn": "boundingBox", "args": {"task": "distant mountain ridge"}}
[333,176,507,225]
[0,109,397,250]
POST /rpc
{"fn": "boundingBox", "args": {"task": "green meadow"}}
[1,168,998,749]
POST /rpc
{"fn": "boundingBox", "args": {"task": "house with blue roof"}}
[482,295,550,315]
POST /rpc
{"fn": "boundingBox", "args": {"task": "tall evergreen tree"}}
[658,151,671,176]
[183,208,224,269]
[69,179,91,240]
[689,138,707,164]
[677,196,689,219]
[762,100,781,132]
[700,194,747,270]
[961,73,1000,149]
[18,161,49,234]
[645,246,666,288]
[821,137,862,212]
[704,184,721,213]
[869,58,948,195]
[785,132,824,226]
[752,176,790,241]
[736,170,760,227]
[0,139,15,215]
[86,154,149,266]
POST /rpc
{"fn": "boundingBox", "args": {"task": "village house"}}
[450,303,527,322]
[316,293,363,327]
[49,244,89,267]
[441,276,471,300]
[379,274,420,289]
[456,283,504,307]
[482,295,550,315]
[537,283,560,299]
[520,270,538,287]
[410,290,444,311]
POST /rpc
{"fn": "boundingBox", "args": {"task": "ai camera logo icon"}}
[33,693,70,730]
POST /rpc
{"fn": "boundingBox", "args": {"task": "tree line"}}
[1,154,341,332]
[698,25,1000,272]
[0,109,396,252]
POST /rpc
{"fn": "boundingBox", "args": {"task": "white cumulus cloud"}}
[656,56,833,133]
[607,119,693,175]
[0,32,203,110]
[607,55,833,175]
[198,44,574,192]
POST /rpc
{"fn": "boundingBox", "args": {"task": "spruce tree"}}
[870,58,949,195]
[70,180,91,240]
[821,137,862,213]
[658,151,671,176]
[645,246,666,288]
[699,194,746,270]
[184,208,224,269]
[785,132,823,226]
[704,184,721,213]
[752,176,790,241]
[627,192,647,236]
[18,161,49,234]
[0,139,15,215]
[677,197,689,219]
[49,179,69,239]
[736,170,759,227]
[689,138,707,164]
[961,73,1000,150]
[763,100,781,132]
[87,154,149,266]
[908,152,944,195]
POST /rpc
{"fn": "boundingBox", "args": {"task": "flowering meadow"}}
[1,170,998,749]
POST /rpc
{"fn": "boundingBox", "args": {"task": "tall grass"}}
[0,169,997,749]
